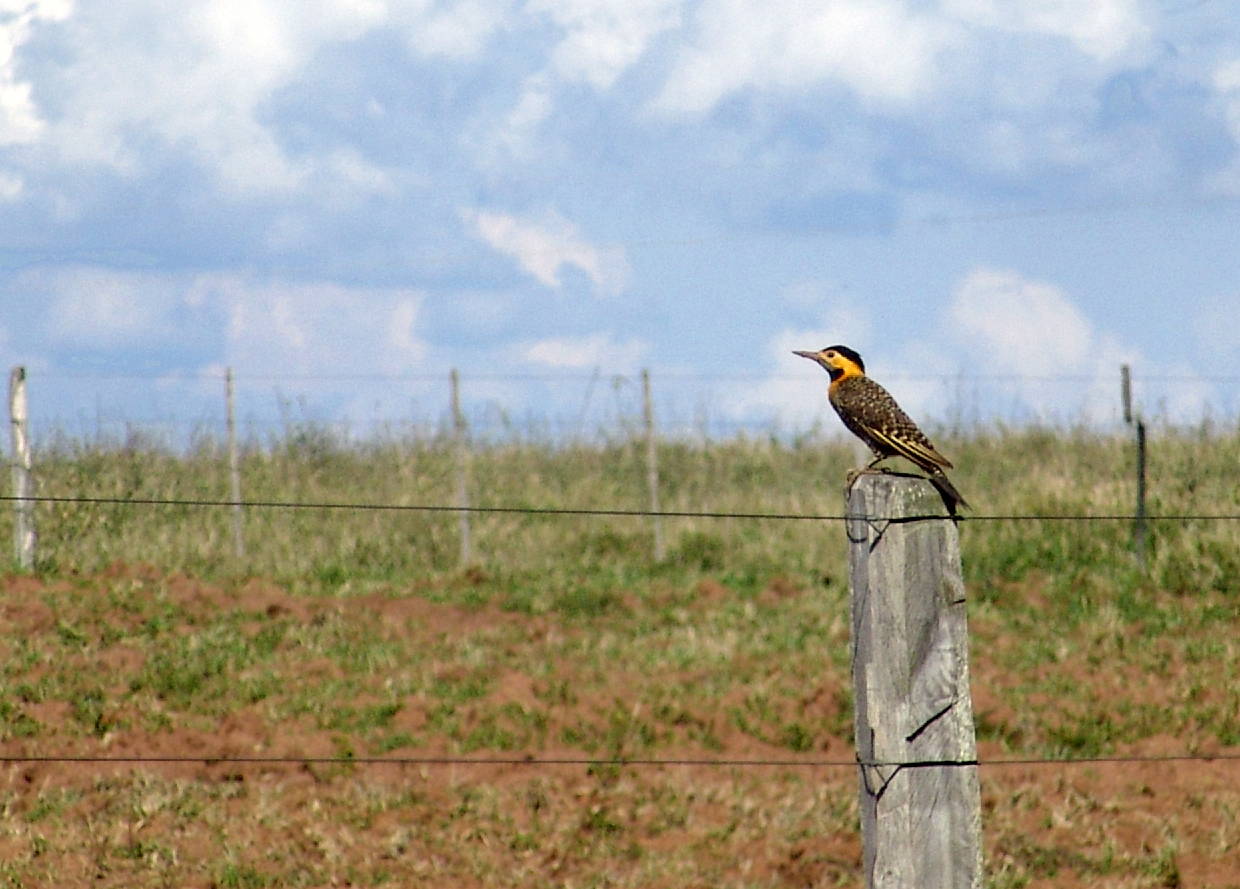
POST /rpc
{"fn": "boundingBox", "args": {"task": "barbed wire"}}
[0,752,1237,769]
[3,493,1240,523]
[23,369,1240,384]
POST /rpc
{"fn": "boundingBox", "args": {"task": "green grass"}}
[7,424,1240,765]
[2,426,1240,885]
[15,424,1240,612]
[12,427,1240,748]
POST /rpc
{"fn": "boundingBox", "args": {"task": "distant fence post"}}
[451,369,471,566]
[226,368,244,559]
[1135,419,1146,570]
[1121,364,1146,569]
[8,366,35,571]
[641,369,664,561]
[846,473,982,889]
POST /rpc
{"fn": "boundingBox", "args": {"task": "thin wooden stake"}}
[847,473,982,889]
[641,369,664,562]
[1120,364,1132,425]
[8,366,35,571]
[451,369,471,566]
[1122,365,1147,569]
[226,368,244,559]
[1135,419,1146,570]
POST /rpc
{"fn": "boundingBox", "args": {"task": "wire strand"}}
[25,370,1240,384]
[3,494,1240,523]
[2,752,1238,768]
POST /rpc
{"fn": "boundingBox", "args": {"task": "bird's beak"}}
[793,350,821,362]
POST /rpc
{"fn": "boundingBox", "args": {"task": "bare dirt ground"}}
[1,570,1238,887]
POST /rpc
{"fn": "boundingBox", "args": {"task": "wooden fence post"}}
[1135,419,1146,570]
[1121,364,1146,569]
[226,368,244,559]
[846,473,982,889]
[641,369,664,562]
[1120,364,1132,425]
[8,366,35,570]
[451,369,471,566]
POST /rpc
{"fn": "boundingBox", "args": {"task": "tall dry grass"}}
[8,423,1240,613]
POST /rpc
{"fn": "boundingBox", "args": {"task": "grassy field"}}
[2,427,1240,886]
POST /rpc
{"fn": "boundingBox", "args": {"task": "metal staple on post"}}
[226,368,244,559]
[641,369,664,562]
[847,473,982,888]
[8,366,35,570]
[451,369,472,566]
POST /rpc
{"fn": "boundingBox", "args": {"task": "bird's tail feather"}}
[929,471,969,515]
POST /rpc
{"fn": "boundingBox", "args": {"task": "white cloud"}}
[386,297,424,360]
[529,0,681,90]
[943,266,1202,422]
[189,273,432,430]
[1206,59,1240,195]
[0,0,71,145]
[494,75,555,157]
[19,264,429,384]
[17,0,497,195]
[944,0,1146,62]
[654,0,955,113]
[0,169,23,200]
[523,331,647,370]
[722,303,872,428]
[493,0,679,151]
[36,266,185,348]
[194,274,428,376]
[652,0,1154,116]
[401,0,508,59]
[39,1,388,191]
[949,267,1092,378]
[467,208,629,295]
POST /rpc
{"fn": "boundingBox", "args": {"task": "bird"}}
[794,345,969,513]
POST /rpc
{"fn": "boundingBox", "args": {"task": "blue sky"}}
[3,0,1240,439]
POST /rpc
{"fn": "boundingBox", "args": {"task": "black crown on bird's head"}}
[823,345,864,373]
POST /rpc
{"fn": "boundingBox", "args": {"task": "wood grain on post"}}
[846,473,982,889]
[8,366,35,570]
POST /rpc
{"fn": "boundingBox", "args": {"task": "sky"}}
[3,0,1240,442]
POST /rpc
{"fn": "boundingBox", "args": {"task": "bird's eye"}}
[825,351,835,359]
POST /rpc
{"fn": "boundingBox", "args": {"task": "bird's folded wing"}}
[867,428,953,471]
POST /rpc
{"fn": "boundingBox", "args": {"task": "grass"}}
[18,422,1240,608]
[2,424,1240,885]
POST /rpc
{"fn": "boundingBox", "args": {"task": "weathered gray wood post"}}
[450,369,471,566]
[8,366,35,570]
[846,473,982,889]
[641,369,664,562]
[226,368,244,559]
[1121,364,1147,568]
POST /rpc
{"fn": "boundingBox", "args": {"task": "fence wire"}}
[1,752,1239,769]
[3,493,1240,523]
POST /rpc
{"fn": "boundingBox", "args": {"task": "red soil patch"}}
[2,568,1240,887]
